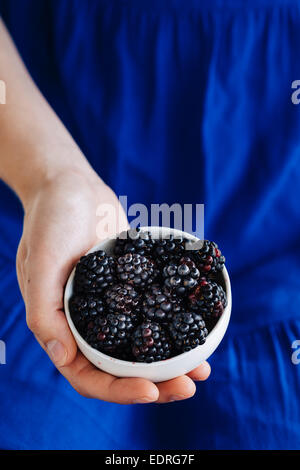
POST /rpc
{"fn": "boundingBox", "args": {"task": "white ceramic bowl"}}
[64,227,231,382]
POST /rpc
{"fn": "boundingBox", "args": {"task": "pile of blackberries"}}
[69,229,227,363]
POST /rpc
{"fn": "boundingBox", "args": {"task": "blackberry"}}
[74,250,115,295]
[153,235,188,266]
[132,321,172,363]
[188,278,227,319]
[69,294,105,333]
[142,284,183,323]
[116,253,159,288]
[114,230,189,267]
[169,311,208,352]
[114,228,155,257]
[116,345,135,362]
[163,256,200,295]
[189,240,225,274]
[84,313,134,356]
[104,283,141,321]
[71,236,226,363]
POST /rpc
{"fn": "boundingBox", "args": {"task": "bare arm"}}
[0,18,95,206]
[0,19,210,404]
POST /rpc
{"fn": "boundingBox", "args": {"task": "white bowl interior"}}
[64,226,231,382]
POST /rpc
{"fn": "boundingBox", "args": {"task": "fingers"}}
[187,362,211,381]
[155,375,196,403]
[57,352,209,404]
[27,308,78,367]
[151,363,211,404]
[153,363,211,404]
[59,352,159,404]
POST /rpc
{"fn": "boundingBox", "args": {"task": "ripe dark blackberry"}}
[116,345,135,362]
[142,284,183,323]
[84,313,134,356]
[188,278,227,319]
[169,311,208,352]
[189,240,225,274]
[69,295,105,333]
[104,283,141,321]
[114,228,155,257]
[116,253,159,288]
[132,321,172,363]
[153,235,188,266]
[114,230,189,266]
[74,250,115,295]
[163,256,200,295]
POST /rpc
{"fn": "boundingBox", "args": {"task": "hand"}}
[0,17,210,405]
[17,170,210,404]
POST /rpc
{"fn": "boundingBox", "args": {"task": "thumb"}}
[24,258,78,368]
[27,306,78,368]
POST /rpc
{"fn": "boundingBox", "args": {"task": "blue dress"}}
[1,0,300,450]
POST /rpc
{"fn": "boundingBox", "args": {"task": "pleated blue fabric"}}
[1,0,300,449]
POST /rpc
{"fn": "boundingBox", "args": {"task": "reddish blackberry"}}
[84,313,134,356]
[169,311,208,352]
[163,256,200,295]
[153,235,188,266]
[69,295,105,333]
[132,321,172,363]
[74,250,115,295]
[116,253,159,287]
[189,240,225,274]
[104,283,141,321]
[188,278,227,319]
[114,228,155,257]
[142,284,183,323]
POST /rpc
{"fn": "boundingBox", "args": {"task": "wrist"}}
[17,145,99,212]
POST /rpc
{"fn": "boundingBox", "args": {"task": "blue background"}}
[0,0,300,449]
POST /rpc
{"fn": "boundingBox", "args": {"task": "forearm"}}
[0,19,96,207]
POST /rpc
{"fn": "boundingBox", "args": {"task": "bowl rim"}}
[64,226,231,369]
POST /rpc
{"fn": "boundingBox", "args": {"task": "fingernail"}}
[194,362,211,380]
[200,361,211,372]
[46,340,67,366]
[169,395,187,402]
[133,396,156,404]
